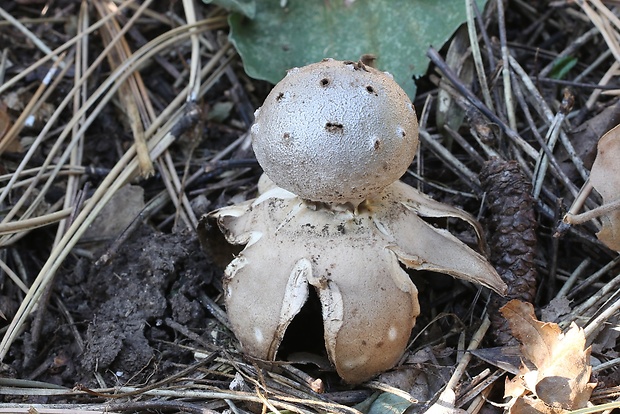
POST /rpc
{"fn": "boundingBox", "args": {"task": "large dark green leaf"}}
[227,0,486,98]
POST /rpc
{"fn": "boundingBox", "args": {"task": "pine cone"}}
[480,158,538,345]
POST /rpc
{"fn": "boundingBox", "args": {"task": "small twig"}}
[365,381,418,404]
[568,256,620,299]
[497,0,517,130]
[0,208,72,237]
[55,0,89,247]
[165,318,219,351]
[555,258,591,299]
[510,71,579,199]
[183,0,202,102]
[538,27,599,79]
[445,315,491,391]
[443,125,487,166]
[280,364,324,394]
[0,48,8,84]
[0,5,64,67]
[561,272,620,329]
[418,129,482,192]
[508,54,590,182]
[466,0,495,112]
[405,170,477,199]
[456,369,504,408]
[0,257,28,294]
[594,357,620,373]
[536,76,620,90]
[94,0,156,176]
[465,384,494,414]
[585,60,620,112]
[428,47,538,160]
[0,0,141,96]
[0,51,70,154]
[532,101,570,199]
[578,0,620,63]
[77,352,219,399]
[584,291,620,338]
[564,197,620,226]
[199,293,232,331]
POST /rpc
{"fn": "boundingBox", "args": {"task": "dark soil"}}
[3,224,221,392]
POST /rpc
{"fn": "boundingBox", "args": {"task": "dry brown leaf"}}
[540,296,572,323]
[501,300,561,369]
[0,104,10,139]
[0,103,22,153]
[590,123,620,251]
[501,300,596,413]
[511,397,566,414]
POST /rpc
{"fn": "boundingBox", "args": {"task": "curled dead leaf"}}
[589,124,620,251]
[501,300,596,413]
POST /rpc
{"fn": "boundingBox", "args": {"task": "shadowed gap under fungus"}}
[277,286,327,361]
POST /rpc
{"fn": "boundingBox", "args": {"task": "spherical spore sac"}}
[251,59,419,204]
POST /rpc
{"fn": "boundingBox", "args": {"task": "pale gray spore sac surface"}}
[251,59,419,204]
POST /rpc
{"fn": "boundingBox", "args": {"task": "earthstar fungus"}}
[209,59,506,383]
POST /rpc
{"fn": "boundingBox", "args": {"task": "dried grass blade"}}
[0,52,69,155]
[579,0,620,63]
[0,0,158,235]
[509,55,589,183]
[496,0,517,130]
[0,208,71,237]
[466,0,494,112]
[0,20,215,246]
[0,0,137,96]
[55,0,90,246]
[532,111,568,199]
[0,6,64,67]
[94,0,155,177]
[183,0,202,102]
[0,21,219,361]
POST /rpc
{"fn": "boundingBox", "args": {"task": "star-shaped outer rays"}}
[209,178,506,383]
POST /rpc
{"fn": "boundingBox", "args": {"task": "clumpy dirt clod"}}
[5,224,218,390]
[79,225,215,385]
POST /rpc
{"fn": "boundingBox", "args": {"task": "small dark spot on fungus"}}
[376,341,384,348]
[345,60,369,72]
[276,92,284,101]
[320,78,330,87]
[366,85,376,95]
[283,132,291,140]
[361,340,367,346]
[325,122,344,133]
[360,54,377,67]
[374,139,381,150]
